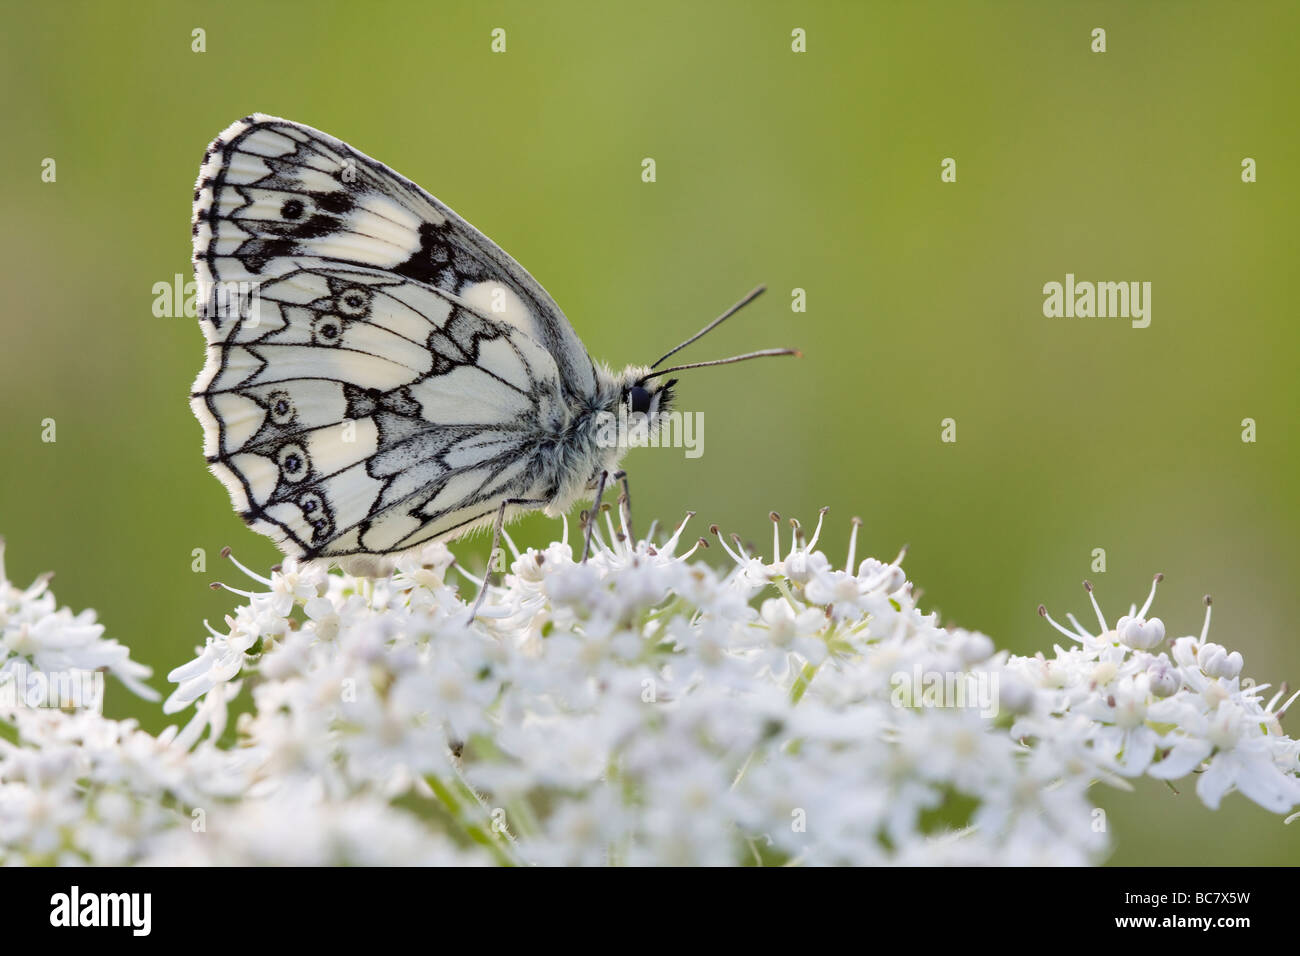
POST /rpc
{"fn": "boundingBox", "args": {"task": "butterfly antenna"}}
[650,285,768,369]
[638,348,800,383]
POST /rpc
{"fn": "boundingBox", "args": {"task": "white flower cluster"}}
[0,539,155,706]
[0,512,1297,866]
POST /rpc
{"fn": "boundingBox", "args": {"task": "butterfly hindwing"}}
[192,244,571,559]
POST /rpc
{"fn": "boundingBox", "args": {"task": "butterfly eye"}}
[628,386,652,415]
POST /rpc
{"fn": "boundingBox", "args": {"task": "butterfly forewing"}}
[192,115,591,559]
[195,115,595,392]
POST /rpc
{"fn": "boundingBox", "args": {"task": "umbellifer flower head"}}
[1,516,1297,865]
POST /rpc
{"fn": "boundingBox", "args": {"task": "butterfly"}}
[191,115,797,616]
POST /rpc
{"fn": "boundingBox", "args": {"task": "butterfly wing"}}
[193,114,597,397]
[191,116,592,559]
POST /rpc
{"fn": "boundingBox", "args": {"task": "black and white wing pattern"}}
[191,115,597,559]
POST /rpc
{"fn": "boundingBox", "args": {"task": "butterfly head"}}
[622,370,677,422]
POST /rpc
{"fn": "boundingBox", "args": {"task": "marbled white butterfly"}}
[191,115,796,615]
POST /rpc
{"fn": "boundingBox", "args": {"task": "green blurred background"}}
[2,1,1297,864]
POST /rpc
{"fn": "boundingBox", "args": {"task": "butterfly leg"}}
[612,469,634,546]
[580,469,610,564]
[469,496,546,623]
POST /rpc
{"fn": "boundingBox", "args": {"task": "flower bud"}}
[1118,615,1165,650]
[1197,642,1243,679]
[1146,660,1180,698]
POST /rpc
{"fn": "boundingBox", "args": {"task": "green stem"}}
[425,774,519,866]
[790,661,819,705]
